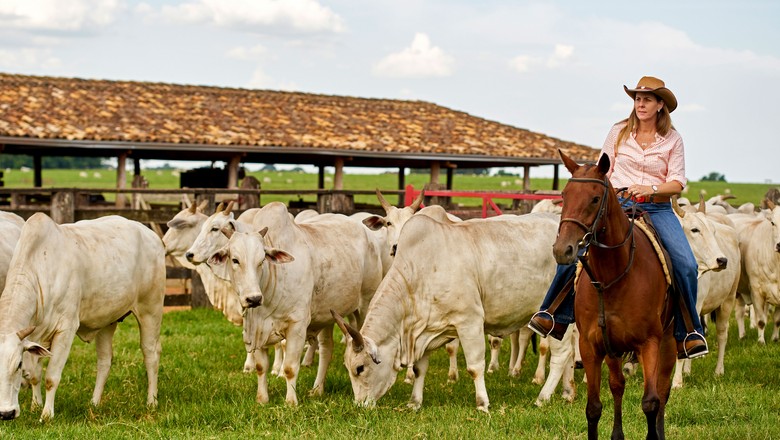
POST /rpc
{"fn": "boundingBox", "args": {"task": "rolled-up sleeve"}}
[666,134,687,188]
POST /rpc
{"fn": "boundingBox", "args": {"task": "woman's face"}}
[634,92,664,122]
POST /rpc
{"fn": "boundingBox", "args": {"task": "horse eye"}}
[591,196,600,204]
[356,365,365,376]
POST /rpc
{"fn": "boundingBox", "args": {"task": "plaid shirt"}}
[600,121,687,189]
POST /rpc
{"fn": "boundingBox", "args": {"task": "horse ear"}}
[558,149,581,174]
[597,153,611,175]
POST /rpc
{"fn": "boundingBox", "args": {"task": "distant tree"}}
[700,172,727,182]
[261,164,277,171]
[494,169,518,177]
[0,154,106,169]
[291,166,305,172]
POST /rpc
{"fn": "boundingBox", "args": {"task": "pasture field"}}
[2,167,775,208]
[1,308,778,439]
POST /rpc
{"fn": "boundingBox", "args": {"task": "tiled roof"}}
[0,72,598,165]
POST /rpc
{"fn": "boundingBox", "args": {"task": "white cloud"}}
[546,44,573,68]
[508,55,532,73]
[0,0,123,32]
[226,44,268,61]
[0,48,62,70]
[158,0,345,34]
[373,33,454,78]
[247,67,274,89]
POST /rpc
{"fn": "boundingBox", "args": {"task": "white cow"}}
[335,212,575,412]
[730,203,780,344]
[190,202,383,404]
[0,211,25,289]
[671,199,739,388]
[0,213,165,420]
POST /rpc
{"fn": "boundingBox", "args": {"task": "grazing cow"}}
[729,203,780,344]
[0,211,25,289]
[190,202,383,404]
[335,212,574,412]
[671,199,739,387]
[0,213,165,420]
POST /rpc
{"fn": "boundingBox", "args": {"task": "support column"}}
[227,154,241,188]
[523,165,531,192]
[116,152,127,208]
[318,166,325,189]
[397,167,406,207]
[553,165,560,191]
[430,161,440,185]
[333,157,344,190]
[33,154,42,187]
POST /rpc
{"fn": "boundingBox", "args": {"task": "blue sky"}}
[1,0,778,184]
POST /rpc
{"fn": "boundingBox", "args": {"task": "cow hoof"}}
[407,401,421,411]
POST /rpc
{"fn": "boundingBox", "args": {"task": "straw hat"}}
[624,76,677,113]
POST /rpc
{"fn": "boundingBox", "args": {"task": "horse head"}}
[553,150,617,265]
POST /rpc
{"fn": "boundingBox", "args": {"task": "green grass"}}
[2,168,775,209]
[1,308,779,439]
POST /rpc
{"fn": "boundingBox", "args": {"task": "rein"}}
[560,177,639,358]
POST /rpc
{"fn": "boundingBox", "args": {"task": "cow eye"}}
[17,361,22,371]
[691,228,700,233]
[385,221,392,226]
[211,227,219,232]
[356,365,365,376]
[231,258,239,265]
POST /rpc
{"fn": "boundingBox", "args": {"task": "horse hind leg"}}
[605,356,626,440]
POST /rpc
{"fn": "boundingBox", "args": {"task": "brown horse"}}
[554,150,677,440]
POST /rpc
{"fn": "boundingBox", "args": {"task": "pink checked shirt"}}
[600,121,687,190]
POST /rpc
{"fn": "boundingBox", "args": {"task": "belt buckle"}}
[635,196,646,203]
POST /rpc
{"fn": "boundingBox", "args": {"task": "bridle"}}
[559,176,639,358]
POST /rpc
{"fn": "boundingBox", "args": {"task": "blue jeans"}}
[538,199,703,342]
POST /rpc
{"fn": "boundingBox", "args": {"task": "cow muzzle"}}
[0,408,18,420]
[244,295,264,308]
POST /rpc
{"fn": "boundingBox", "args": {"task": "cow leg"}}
[671,359,685,389]
[751,291,768,344]
[533,336,549,384]
[271,340,285,377]
[458,328,489,412]
[24,353,44,411]
[310,326,334,397]
[253,348,270,404]
[487,336,501,374]
[281,328,307,405]
[408,353,429,410]
[91,322,117,406]
[243,351,255,374]
[135,310,163,408]
[734,295,748,339]
[772,306,780,343]
[536,327,575,406]
[445,339,460,382]
[508,330,519,372]
[510,327,533,378]
[40,330,76,420]
[714,303,733,376]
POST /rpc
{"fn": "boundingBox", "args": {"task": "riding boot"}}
[675,293,709,359]
[528,264,576,340]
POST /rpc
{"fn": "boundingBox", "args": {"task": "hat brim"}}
[624,85,677,113]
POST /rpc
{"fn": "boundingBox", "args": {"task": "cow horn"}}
[331,310,365,353]
[188,201,198,214]
[375,189,392,212]
[409,190,424,212]
[767,199,777,210]
[16,326,35,340]
[197,199,209,212]
[721,194,736,200]
[671,196,686,218]
[223,201,234,216]
[698,194,707,214]
[215,202,225,213]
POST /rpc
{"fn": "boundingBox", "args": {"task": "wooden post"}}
[227,155,241,188]
[116,152,127,208]
[397,167,406,207]
[333,157,344,190]
[33,154,42,187]
[430,161,440,185]
[51,190,75,224]
[553,164,560,191]
[523,165,531,191]
[318,166,325,189]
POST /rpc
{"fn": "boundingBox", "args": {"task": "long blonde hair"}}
[615,97,674,154]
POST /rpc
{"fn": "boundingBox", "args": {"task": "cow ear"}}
[362,215,386,231]
[23,341,51,358]
[208,247,230,266]
[265,248,294,264]
[221,221,237,239]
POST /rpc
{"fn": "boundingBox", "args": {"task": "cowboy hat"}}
[624,76,677,113]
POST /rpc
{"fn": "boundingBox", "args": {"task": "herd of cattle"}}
[0,187,778,421]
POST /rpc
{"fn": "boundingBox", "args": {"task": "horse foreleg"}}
[580,340,604,440]
[655,332,677,440]
[605,356,626,440]
[639,340,664,440]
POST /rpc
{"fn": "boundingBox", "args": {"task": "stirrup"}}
[528,311,555,338]
[682,331,708,359]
